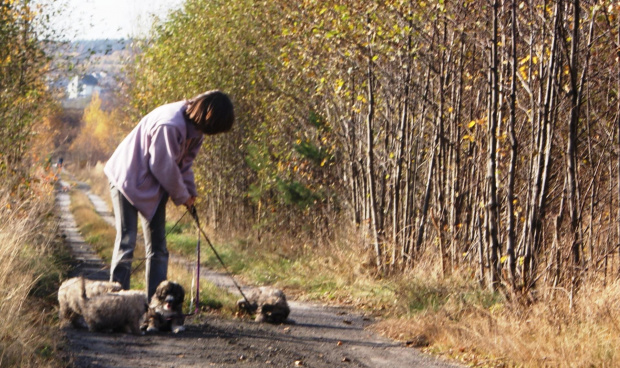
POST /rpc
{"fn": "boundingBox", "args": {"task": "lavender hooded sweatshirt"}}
[104,101,204,221]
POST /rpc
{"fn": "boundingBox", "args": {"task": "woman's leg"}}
[109,184,139,290]
[142,194,169,301]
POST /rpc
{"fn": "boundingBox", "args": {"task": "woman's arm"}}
[148,125,192,206]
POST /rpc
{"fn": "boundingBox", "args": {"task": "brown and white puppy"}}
[79,280,148,335]
[58,277,122,328]
[237,286,290,324]
[142,280,185,333]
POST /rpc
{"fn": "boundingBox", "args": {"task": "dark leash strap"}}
[188,206,250,306]
[165,209,189,238]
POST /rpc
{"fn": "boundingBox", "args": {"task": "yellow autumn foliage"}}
[70,92,125,164]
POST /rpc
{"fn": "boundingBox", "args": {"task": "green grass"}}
[166,232,199,257]
[196,280,239,313]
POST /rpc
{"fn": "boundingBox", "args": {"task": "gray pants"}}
[109,184,169,301]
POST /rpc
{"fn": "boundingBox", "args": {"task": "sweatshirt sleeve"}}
[148,125,191,206]
[179,136,204,197]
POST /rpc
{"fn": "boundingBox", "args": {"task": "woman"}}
[104,90,234,301]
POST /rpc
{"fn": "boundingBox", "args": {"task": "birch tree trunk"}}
[523,1,560,288]
[391,43,411,266]
[365,25,383,273]
[486,0,501,289]
[505,0,519,288]
[566,0,581,268]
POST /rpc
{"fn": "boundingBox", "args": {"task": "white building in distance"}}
[66,74,101,100]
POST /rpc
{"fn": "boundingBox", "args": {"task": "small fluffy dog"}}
[237,286,290,323]
[142,280,186,333]
[58,277,122,328]
[79,280,148,335]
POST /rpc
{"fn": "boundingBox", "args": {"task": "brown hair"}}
[185,90,234,135]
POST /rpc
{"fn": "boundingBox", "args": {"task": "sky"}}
[45,0,185,41]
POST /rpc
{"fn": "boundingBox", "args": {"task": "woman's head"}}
[185,90,235,135]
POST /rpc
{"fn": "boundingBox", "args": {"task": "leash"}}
[188,206,250,307]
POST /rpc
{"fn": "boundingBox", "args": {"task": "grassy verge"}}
[69,166,620,367]
[0,177,69,367]
[69,190,117,264]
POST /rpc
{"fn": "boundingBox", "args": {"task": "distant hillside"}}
[71,39,129,55]
[64,39,137,77]
[49,38,138,110]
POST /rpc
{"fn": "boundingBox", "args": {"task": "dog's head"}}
[153,281,185,311]
[236,298,258,314]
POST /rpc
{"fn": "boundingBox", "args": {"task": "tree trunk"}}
[505,0,519,288]
[391,20,412,267]
[566,0,581,268]
[486,0,501,289]
[523,1,560,288]
[365,25,383,273]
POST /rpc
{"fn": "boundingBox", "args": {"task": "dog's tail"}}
[78,276,88,310]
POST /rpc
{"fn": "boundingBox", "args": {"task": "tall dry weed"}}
[0,185,65,367]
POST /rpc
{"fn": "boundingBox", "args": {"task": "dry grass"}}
[0,179,67,367]
[372,269,620,367]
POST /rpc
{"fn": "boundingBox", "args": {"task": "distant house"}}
[66,74,101,100]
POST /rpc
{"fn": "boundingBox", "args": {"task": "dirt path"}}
[56,179,462,368]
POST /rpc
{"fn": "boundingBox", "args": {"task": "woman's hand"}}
[184,196,196,209]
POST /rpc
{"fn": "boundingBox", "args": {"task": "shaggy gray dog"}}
[237,286,290,323]
[79,282,148,335]
[142,280,185,333]
[58,277,122,328]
